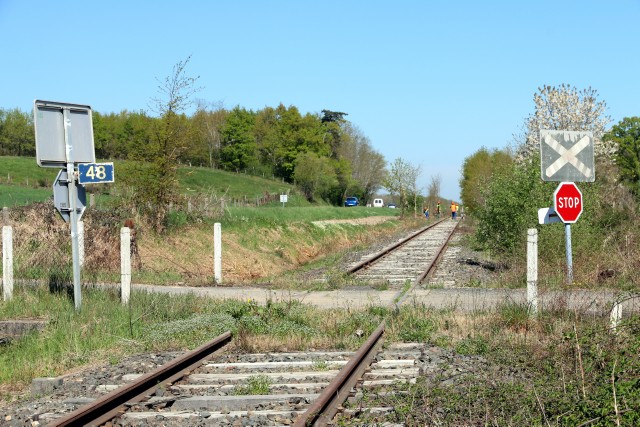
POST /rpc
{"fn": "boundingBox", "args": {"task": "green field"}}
[0,156,299,207]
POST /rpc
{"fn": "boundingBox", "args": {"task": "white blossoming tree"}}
[517,84,612,161]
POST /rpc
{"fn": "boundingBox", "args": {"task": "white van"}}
[373,198,384,208]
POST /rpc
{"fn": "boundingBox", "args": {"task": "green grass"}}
[0,155,302,207]
[176,166,295,198]
[0,285,392,392]
[0,184,53,207]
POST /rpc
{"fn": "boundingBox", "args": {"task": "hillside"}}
[0,156,298,207]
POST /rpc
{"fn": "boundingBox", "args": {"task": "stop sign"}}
[554,182,583,223]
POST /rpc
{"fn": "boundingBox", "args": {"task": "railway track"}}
[348,218,459,290]
[42,219,461,426]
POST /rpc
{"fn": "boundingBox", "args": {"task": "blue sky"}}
[1,1,639,200]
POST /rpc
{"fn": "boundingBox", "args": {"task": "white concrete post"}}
[214,222,222,284]
[3,226,13,301]
[2,207,8,225]
[78,221,85,268]
[527,228,538,315]
[89,194,95,208]
[610,302,622,333]
[121,227,131,304]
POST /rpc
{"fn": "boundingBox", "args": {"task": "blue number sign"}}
[78,163,115,184]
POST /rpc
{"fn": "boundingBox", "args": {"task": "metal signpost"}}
[34,100,113,311]
[280,194,288,208]
[554,182,583,284]
[539,130,593,285]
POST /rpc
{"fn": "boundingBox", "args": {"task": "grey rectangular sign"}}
[34,100,96,168]
[540,130,595,182]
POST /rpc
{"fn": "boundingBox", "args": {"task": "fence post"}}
[78,221,85,268]
[610,302,622,333]
[527,228,538,315]
[214,222,222,284]
[121,227,131,304]
[2,225,13,301]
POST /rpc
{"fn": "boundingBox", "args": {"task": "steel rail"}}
[393,219,460,308]
[293,321,385,427]
[295,220,460,426]
[47,331,232,427]
[346,218,448,274]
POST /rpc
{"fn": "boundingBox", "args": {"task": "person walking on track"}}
[451,201,456,220]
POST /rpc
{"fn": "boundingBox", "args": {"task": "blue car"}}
[344,197,359,207]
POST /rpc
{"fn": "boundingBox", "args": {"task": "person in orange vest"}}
[451,201,456,220]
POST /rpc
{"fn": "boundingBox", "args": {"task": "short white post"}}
[2,207,8,225]
[89,194,95,208]
[527,228,538,315]
[120,227,131,304]
[214,222,222,284]
[3,226,13,301]
[78,221,85,268]
[610,302,622,333]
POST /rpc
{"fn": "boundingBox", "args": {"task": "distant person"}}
[423,206,429,219]
[436,201,441,217]
[451,201,456,220]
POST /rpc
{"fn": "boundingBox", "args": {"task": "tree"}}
[517,84,611,161]
[219,106,258,172]
[460,147,512,213]
[0,108,34,156]
[293,152,338,202]
[191,101,227,168]
[384,158,420,217]
[426,174,441,212]
[604,117,640,196]
[125,56,202,231]
[338,123,387,204]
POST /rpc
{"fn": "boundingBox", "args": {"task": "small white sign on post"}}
[280,194,288,208]
[538,207,562,225]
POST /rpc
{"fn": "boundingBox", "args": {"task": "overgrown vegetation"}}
[460,84,640,288]
[338,305,640,426]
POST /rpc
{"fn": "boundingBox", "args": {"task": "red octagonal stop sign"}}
[554,182,583,223]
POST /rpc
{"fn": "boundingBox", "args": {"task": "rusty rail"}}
[48,331,232,427]
[346,218,447,274]
[293,321,385,427]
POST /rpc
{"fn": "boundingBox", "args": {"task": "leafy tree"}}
[384,158,420,217]
[0,108,34,156]
[517,84,611,161]
[321,109,348,123]
[219,106,258,172]
[604,117,640,197]
[338,123,386,204]
[293,151,338,201]
[460,147,512,213]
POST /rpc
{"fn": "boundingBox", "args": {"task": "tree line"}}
[0,103,387,205]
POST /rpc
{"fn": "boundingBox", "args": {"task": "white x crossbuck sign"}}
[539,130,595,182]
